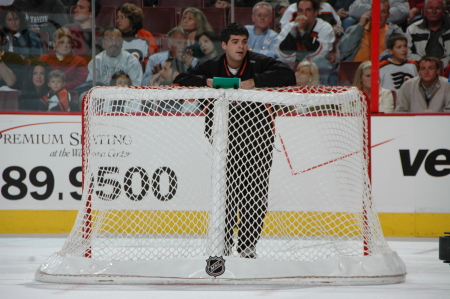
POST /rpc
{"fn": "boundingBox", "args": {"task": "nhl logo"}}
[205,256,226,277]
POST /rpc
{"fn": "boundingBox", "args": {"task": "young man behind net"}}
[174,23,296,258]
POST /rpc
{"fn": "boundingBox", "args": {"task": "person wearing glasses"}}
[406,0,450,67]
[245,1,279,58]
[86,26,142,86]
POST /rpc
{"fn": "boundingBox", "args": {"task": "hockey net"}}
[36,86,406,285]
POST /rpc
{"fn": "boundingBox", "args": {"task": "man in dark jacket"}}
[174,23,295,259]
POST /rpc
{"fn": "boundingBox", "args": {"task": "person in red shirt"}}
[40,27,88,91]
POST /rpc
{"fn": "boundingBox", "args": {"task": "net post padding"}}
[36,86,406,285]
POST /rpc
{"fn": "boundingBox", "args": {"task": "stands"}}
[0,91,20,111]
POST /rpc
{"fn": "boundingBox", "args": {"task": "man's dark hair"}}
[297,0,320,12]
[221,23,249,43]
[110,70,131,85]
[87,0,102,18]
[386,33,407,49]
[419,55,441,70]
[101,26,121,37]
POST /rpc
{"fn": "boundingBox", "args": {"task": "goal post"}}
[35,86,406,285]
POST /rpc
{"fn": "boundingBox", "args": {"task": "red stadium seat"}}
[36,32,50,53]
[142,7,177,35]
[338,61,362,86]
[159,0,204,7]
[0,91,20,111]
[107,0,142,7]
[181,7,227,35]
[153,33,169,52]
[96,6,116,28]
[229,7,276,30]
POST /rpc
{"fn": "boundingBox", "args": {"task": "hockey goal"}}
[36,86,406,285]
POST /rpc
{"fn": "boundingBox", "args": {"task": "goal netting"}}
[36,86,406,285]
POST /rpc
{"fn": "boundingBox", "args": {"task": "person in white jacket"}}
[276,0,334,73]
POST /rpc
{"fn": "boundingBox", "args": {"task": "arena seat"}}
[152,33,169,52]
[0,91,20,111]
[338,61,362,86]
[36,32,50,53]
[142,7,177,35]
[95,6,116,28]
[159,0,204,7]
[107,0,143,7]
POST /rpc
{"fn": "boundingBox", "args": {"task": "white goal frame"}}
[35,86,406,285]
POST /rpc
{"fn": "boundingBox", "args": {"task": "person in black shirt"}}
[174,23,295,258]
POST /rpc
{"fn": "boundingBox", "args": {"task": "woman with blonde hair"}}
[295,61,320,86]
[353,61,394,113]
[39,27,88,91]
[181,7,213,47]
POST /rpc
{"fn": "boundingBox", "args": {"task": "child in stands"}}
[380,34,418,92]
[40,70,71,111]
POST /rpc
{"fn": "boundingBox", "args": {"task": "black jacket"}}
[173,51,296,88]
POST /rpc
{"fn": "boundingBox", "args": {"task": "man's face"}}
[424,0,445,23]
[102,29,123,57]
[380,2,390,27]
[222,35,248,66]
[48,77,65,93]
[252,5,272,31]
[297,0,318,28]
[73,0,91,23]
[168,31,187,58]
[160,61,174,81]
[418,60,439,84]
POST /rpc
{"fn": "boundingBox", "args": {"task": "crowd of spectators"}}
[0,0,449,112]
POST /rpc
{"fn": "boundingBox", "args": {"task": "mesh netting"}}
[36,86,404,283]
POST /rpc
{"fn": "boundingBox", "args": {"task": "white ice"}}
[1,235,448,299]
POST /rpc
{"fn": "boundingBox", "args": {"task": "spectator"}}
[142,27,198,86]
[279,0,343,36]
[39,69,72,111]
[195,31,223,61]
[110,70,131,86]
[18,59,51,110]
[87,27,142,86]
[338,0,403,62]
[0,29,25,90]
[40,27,88,91]
[116,3,158,64]
[12,0,70,44]
[0,5,43,60]
[65,0,103,64]
[406,0,450,67]
[395,55,450,112]
[150,58,187,112]
[349,0,410,26]
[276,0,335,73]
[245,1,279,58]
[150,58,185,86]
[180,7,213,48]
[295,60,320,85]
[353,61,394,113]
[379,33,418,92]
